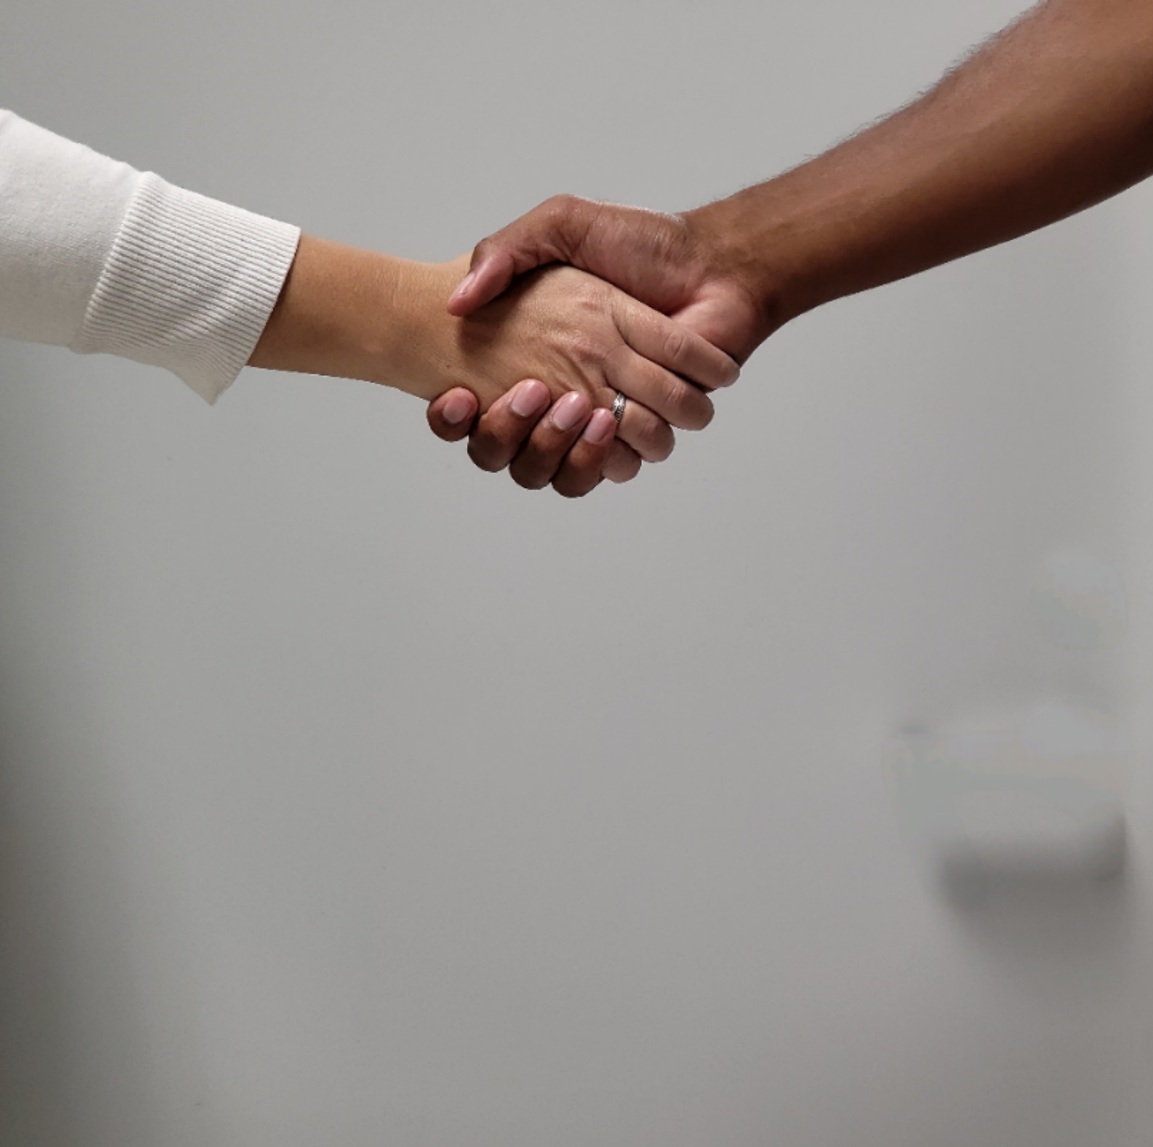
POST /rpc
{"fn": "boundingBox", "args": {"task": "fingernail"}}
[551,393,588,433]
[443,393,474,425]
[725,361,742,386]
[448,271,476,305]
[582,408,616,445]
[510,379,549,418]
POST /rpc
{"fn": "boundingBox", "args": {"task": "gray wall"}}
[4,2,1153,1144]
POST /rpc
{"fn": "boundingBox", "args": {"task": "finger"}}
[604,342,714,433]
[464,379,551,473]
[615,302,741,393]
[599,373,677,463]
[550,409,618,498]
[508,392,593,490]
[446,195,601,316]
[602,440,642,484]
[619,403,675,464]
[426,388,481,442]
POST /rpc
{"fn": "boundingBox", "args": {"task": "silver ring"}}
[611,392,626,423]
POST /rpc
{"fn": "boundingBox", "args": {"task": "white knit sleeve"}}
[0,110,300,403]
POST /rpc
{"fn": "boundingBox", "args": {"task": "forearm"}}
[249,237,465,400]
[695,0,1153,328]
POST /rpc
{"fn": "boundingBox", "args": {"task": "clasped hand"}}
[427,198,768,496]
[427,253,737,496]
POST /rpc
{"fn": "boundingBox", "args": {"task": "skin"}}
[249,237,739,496]
[431,0,1153,489]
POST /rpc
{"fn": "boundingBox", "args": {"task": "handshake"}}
[5,0,1145,483]
[8,0,1124,484]
[334,0,1150,499]
[248,195,760,499]
[3,0,1128,487]
[425,197,769,498]
[251,194,772,499]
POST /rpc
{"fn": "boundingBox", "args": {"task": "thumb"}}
[446,195,601,316]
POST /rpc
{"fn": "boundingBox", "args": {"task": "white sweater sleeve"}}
[0,110,300,403]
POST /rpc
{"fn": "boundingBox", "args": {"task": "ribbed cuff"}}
[72,173,301,403]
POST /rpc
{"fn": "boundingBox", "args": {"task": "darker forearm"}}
[691,0,1153,328]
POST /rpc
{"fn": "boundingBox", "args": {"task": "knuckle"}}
[569,329,606,372]
[655,369,712,431]
[553,473,594,499]
[544,193,583,223]
[539,194,600,259]
[599,339,630,378]
[466,436,507,473]
[638,417,675,463]
[662,325,689,367]
[471,235,496,261]
[509,459,551,490]
[603,443,641,483]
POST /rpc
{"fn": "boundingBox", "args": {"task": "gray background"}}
[4,1,1153,1144]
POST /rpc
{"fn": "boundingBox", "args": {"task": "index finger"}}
[614,301,741,393]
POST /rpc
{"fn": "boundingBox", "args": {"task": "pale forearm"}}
[249,236,465,400]
[695,0,1153,327]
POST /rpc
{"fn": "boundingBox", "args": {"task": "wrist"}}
[250,235,457,399]
[684,189,823,339]
[377,257,468,401]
